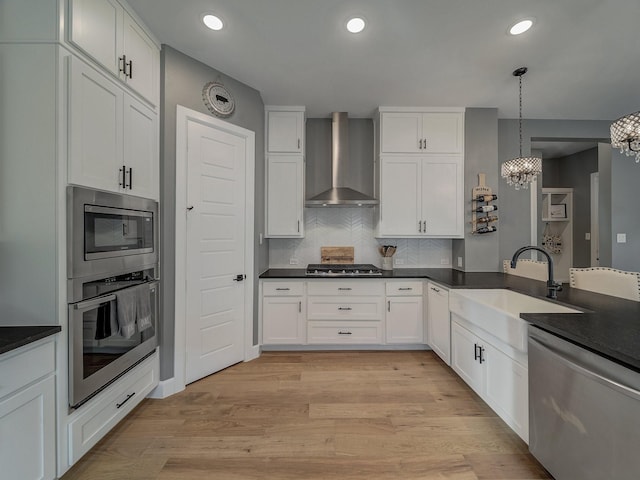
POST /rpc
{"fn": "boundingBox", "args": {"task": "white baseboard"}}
[245,344,261,362]
[148,377,185,399]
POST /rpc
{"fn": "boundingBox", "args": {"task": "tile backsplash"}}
[268,208,452,268]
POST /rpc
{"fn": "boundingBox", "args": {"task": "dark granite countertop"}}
[259,267,640,373]
[0,326,61,356]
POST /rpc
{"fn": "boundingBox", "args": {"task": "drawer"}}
[307,321,382,344]
[385,281,423,296]
[307,296,383,321]
[68,351,158,464]
[263,281,304,296]
[307,280,384,296]
[0,339,55,400]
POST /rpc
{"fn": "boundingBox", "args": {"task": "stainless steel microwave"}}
[68,186,158,279]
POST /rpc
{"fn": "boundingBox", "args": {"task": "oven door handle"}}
[73,281,159,311]
[74,294,117,311]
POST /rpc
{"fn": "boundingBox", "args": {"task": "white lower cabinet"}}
[451,318,528,442]
[385,281,424,344]
[67,350,159,465]
[0,339,56,480]
[306,280,383,345]
[262,282,305,345]
[426,282,450,364]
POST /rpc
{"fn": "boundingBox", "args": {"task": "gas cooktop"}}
[305,263,382,277]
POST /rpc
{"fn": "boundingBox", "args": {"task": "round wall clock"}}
[202,81,235,117]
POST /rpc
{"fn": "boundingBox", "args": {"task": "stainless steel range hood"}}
[305,112,378,207]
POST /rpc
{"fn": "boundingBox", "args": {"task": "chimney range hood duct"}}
[305,112,379,207]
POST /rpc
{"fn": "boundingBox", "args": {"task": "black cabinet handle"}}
[119,165,126,188]
[116,392,135,409]
[338,331,352,335]
[338,307,352,311]
[128,167,133,189]
[127,59,133,79]
[119,55,127,76]
[474,343,479,361]
[233,274,246,282]
[479,346,485,364]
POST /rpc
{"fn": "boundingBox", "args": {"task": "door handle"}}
[119,165,127,188]
[128,167,133,189]
[233,274,246,282]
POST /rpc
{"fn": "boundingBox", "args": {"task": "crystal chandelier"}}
[501,67,542,190]
[610,111,640,162]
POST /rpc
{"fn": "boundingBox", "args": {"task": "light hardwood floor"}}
[62,351,551,479]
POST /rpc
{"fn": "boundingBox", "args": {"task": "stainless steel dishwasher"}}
[528,326,640,479]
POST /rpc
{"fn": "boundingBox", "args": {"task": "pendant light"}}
[501,67,542,190]
[611,111,640,162]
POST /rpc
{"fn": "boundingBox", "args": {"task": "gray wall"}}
[611,149,640,270]
[159,45,266,380]
[543,147,598,267]
[498,119,610,263]
[598,143,612,267]
[452,108,500,272]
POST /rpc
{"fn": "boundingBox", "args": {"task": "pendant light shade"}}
[501,67,542,190]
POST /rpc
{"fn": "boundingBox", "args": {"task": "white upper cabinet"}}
[376,108,464,238]
[69,56,158,199]
[266,107,305,153]
[380,110,464,154]
[69,0,159,106]
[265,106,306,237]
[266,155,304,237]
[379,155,463,237]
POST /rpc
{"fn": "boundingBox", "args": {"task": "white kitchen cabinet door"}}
[379,157,422,236]
[451,321,484,395]
[262,296,305,344]
[380,111,463,154]
[427,283,450,364]
[69,0,123,76]
[0,376,56,480]
[267,110,305,153]
[122,13,159,106]
[484,341,529,442]
[123,94,158,199]
[386,296,424,344]
[265,155,304,237]
[69,56,124,194]
[379,156,462,238]
[380,112,423,153]
[68,0,159,105]
[421,112,463,154]
[422,156,463,237]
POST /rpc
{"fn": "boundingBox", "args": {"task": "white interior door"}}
[185,120,247,384]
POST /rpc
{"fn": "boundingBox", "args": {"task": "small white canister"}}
[381,257,393,270]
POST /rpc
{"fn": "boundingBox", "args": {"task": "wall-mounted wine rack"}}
[472,173,498,234]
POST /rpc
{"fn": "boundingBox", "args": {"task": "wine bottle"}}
[474,215,498,224]
[474,225,497,234]
[475,205,498,213]
[473,194,498,202]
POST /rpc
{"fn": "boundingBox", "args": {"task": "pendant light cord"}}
[518,74,523,158]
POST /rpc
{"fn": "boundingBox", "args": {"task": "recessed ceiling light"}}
[346,17,366,34]
[203,14,224,31]
[509,19,533,35]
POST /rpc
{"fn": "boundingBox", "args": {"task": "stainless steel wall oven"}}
[67,186,159,409]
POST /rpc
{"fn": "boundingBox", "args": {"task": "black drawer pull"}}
[275,288,290,291]
[398,287,413,291]
[338,331,352,335]
[338,307,352,311]
[116,392,135,409]
[338,287,352,291]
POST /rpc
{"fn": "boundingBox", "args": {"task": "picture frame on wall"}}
[549,204,567,219]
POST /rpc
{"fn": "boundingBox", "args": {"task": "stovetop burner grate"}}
[305,263,382,276]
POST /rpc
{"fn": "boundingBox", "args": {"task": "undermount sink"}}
[449,289,582,352]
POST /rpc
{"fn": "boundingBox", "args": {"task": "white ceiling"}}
[127,0,640,120]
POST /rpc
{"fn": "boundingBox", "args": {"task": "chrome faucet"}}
[511,246,562,299]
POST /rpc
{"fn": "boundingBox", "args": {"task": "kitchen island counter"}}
[0,325,61,356]
[259,268,640,373]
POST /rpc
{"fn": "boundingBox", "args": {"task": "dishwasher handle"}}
[529,336,640,402]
